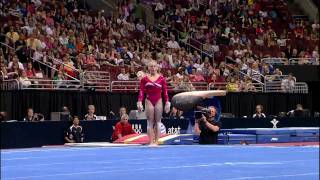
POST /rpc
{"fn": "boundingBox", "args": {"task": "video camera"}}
[194,108,211,120]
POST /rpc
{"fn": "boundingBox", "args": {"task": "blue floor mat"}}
[1,145,319,180]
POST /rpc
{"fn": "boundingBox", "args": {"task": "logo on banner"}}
[132,124,143,134]
[167,126,181,135]
[270,118,279,128]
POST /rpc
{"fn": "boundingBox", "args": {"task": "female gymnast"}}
[137,60,171,146]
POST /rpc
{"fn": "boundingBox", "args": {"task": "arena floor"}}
[1,144,319,180]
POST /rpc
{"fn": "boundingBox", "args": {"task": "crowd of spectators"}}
[0,0,319,93]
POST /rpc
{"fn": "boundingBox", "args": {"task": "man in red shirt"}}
[112,114,136,141]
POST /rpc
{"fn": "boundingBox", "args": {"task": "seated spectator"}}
[175,75,195,92]
[281,73,296,92]
[64,116,84,143]
[253,104,266,118]
[83,53,99,69]
[226,77,239,92]
[128,66,138,80]
[288,104,310,117]
[23,108,44,121]
[117,106,128,120]
[25,62,37,78]
[255,35,264,46]
[189,68,205,82]
[135,19,146,33]
[19,70,32,88]
[111,114,136,141]
[84,105,97,120]
[8,55,24,70]
[60,106,72,121]
[117,67,129,80]
[167,36,180,49]
[53,70,66,88]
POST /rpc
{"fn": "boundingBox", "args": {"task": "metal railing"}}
[111,81,209,92]
[20,79,81,90]
[261,58,289,65]
[225,63,265,85]
[264,75,308,93]
[30,56,80,82]
[0,79,20,90]
[262,58,320,65]
[83,71,111,91]
[289,58,320,65]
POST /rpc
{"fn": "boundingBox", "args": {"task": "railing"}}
[149,23,214,61]
[262,58,319,65]
[83,71,111,91]
[0,79,20,90]
[225,63,265,85]
[111,81,209,92]
[111,81,140,92]
[264,75,308,93]
[179,38,214,59]
[30,56,80,82]
[294,82,309,93]
[289,58,320,65]
[208,82,227,90]
[261,58,289,65]
[46,55,81,75]
[20,79,81,90]
[0,41,15,50]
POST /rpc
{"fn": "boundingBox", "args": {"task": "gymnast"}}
[137,60,171,146]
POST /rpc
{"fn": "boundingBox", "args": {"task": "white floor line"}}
[3,160,318,179]
[1,153,98,161]
[225,172,319,180]
[1,144,319,155]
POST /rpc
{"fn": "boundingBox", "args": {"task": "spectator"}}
[281,73,296,92]
[65,116,84,143]
[19,70,32,88]
[167,36,180,49]
[118,106,127,120]
[60,106,72,121]
[84,105,97,120]
[226,77,239,92]
[189,68,206,82]
[117,67,129,80]
[23,108,44,121]
[53,70,66,88]
[288,104,309,118]
[111,114,136,141]
[128,66,138,80]
[253,104,266,118]
[25,62,37,78]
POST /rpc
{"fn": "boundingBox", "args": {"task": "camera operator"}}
[194,106,221,144]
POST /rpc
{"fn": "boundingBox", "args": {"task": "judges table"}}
[1,117,319,149]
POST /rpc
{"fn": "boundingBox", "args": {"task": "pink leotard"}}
[138,75,169,106]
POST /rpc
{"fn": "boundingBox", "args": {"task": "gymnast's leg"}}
[154,100,163,144]
[145,99,155,145]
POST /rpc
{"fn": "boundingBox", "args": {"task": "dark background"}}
[0,90,318,120]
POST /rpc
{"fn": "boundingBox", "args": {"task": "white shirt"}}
[167,40,180,49]
[253,113,266,118]
[117,73,129,80]
[136,23,145,32]
[8,61,24,70]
